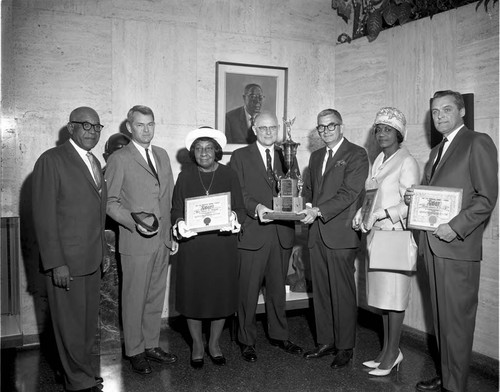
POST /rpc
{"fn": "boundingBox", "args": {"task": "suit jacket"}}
[367,147,420,230]
[229,142,295,250]
[225,106,257,144]
[421,126,498,260]
[303,139,369,249]
[105,142,174,256]
[32,141,107,276]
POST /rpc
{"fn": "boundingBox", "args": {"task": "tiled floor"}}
[2,309,498,392]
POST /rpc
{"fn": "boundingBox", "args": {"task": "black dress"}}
[171,163,246,319]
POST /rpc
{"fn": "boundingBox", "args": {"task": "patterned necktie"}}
[265,148,274,182]
[146,148,159,182]
[431,137,448,178]
[86,152,102,190]
[322,149,333,175]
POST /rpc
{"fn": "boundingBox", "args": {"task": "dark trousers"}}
[423,235,480,392]
[310,240,357,349]
[237,241,292,346]
[45,269,100,391]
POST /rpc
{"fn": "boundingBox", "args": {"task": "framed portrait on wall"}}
[216,61,288,152]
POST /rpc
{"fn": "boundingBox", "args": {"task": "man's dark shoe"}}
[95,376,103,384]
[416,377,442,391]
[129,353,152,375]
[303,344,337,359]
[330,349,353,368]
[241,345,257,362]
[145,347,178,364]
[269,339,303,355]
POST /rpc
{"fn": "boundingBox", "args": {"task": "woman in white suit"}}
[352,107,420,376]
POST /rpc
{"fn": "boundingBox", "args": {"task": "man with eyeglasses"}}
[300,108,368,369]
[32,107,107,391]
[225,83,264,144]
[105,105,178,375]
[229,111,303,364]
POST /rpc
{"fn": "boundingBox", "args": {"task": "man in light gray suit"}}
[105,105,178,375]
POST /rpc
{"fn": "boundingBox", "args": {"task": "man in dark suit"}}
[225,83,263,144]
[229,111,303,362]
[32,107,107,392]
[300,108,369,368]
[105,105,177,375]
[411,91,498,392]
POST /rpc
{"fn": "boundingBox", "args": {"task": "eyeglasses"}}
[71,121,104,133]
[316,122,341,133]
[256,125,278,133]
[246,94,265,102]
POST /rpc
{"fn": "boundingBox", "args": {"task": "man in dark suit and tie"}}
[229,111,303,362]
[225,83,263,144]
[300,108,369,368]
[105,105,178,375]
[411,91,498,392]
[32,107,107,392]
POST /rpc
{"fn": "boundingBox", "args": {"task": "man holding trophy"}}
[229,112,303,363]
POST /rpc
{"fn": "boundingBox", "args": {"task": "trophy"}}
[265,117,305,220]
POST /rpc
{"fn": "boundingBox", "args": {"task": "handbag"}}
[367,215,417,272]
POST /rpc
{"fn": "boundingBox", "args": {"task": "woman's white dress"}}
[365,146,420,311]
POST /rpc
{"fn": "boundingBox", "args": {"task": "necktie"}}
[322,149,333,175]
[146,148,159,182]
[265,148,274,182]
[86,152,102,190]
[431,137,448,178]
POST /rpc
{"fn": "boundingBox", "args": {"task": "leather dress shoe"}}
[303,344,337,359]
[145,347,177,364]
[416,377,443,391]
[269,339,303,355]
[129,353,152,375]
[95,376,103,384]
[190,358,204,369]
[241,345,257,362]
[330,349,353,368]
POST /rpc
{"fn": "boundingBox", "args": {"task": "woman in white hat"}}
[171,127,246,369]
[352,107,420,376]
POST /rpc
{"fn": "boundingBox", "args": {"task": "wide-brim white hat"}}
[185,127,227,150]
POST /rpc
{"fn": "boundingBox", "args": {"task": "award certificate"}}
[185,192,231,233]
[360,189,378,227]
[407,186,462,231]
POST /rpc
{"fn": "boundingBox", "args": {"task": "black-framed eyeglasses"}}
[246,94,265,102]
[256,125,278,133]
[316,122,341,134]
[70,121,104,133]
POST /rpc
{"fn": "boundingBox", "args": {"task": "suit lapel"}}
[429,127,467,184]
[250,143,275,190]
[65,142,102,196]
[128,143,157,179]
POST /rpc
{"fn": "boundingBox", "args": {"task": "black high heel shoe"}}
[190,357,204,369]
[207,347,226,366]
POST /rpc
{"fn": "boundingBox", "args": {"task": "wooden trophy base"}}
[264,197,305,221]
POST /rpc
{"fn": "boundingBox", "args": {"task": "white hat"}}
[373,107,407,138]
[185,127,227,150]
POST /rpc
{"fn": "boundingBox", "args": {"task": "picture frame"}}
[407,185,463,231]
[216,61,288,152]
[184,192,232,233]
[360,188,378,227]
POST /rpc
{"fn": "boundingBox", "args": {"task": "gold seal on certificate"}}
[184,192,232,233]
[407,185,463,231]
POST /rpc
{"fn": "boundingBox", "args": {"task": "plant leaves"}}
[366,9,383,41]
[332,0,353,23]
[397,2,413,24]
[383,4,399,25]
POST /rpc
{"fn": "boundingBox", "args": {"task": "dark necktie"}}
[86,152,102,190]
[265,148,274,182]
[322,149,333,175]
[431,137,448,178]
[146,148,159,182]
